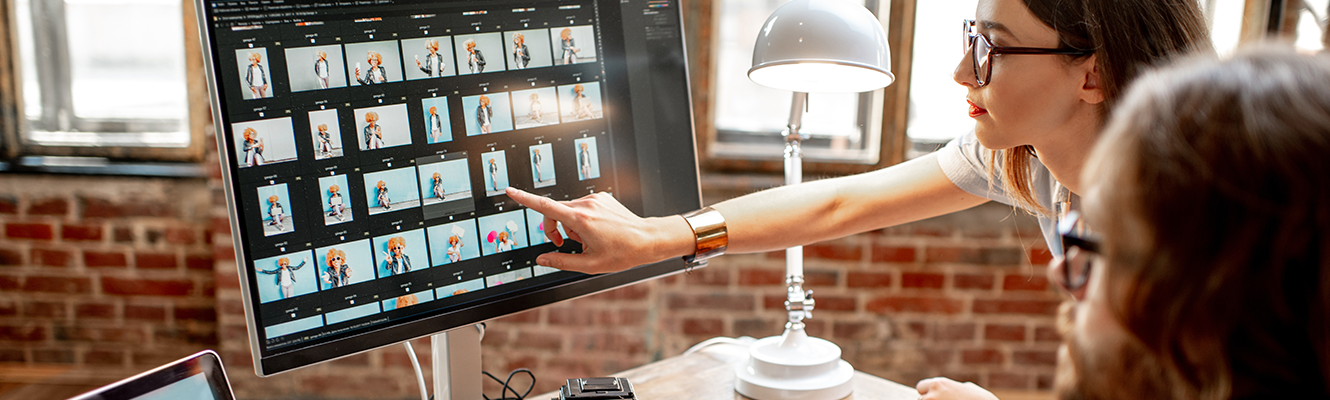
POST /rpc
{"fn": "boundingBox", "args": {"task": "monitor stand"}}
[431,324,483,400]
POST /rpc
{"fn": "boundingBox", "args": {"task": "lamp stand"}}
[735,92,855,400]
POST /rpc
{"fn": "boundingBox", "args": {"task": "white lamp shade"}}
[748,0,894,93]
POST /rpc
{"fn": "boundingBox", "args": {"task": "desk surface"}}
[534,343,918,400]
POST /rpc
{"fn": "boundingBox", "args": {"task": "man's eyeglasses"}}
[962,19,1093,87]
[1056,211,1099,293]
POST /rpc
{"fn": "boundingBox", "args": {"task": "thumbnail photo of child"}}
[505,29,553,70]
[574,137,601,181]
[478,210,528,256]
[362,166,422,215]
[308,109,344,160]
[462,93,513,136]
[254,250,316,303]
[257,183,295,236]
[558,82,603,122]
[416,158,471,206]
[529,143,556,188]
[318,174,353,226]
[453,33,504,75]
[353,104,412,151]
[232,117,298,168]
[373,229,429,277]
[551,26,597,65]
[511,87,558,130]
[402,37,456,80]
[426,220,480,266]
[480,150,510,197]
[235,48,273,100]
[316,239,374,290]
[344,41,404,85]
[420,97,453,144]
[285,45,348,92]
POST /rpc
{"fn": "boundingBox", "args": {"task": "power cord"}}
[482,368,536,400]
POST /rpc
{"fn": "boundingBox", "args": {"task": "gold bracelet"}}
[681,207,727,269]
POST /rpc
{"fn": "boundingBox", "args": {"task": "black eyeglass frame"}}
[962,19,1094,87]
[1057,211,1100,293]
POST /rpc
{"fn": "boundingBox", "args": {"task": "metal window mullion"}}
[28,0,72,133]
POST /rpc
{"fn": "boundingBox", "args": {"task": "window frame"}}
[0,0,210,163]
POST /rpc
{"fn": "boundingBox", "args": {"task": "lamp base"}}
[734,326,854,400]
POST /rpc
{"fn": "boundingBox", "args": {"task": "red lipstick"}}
[967,100,988,118]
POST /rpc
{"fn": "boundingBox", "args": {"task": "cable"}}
[404,341,429,400]
[481,368,535,400]
[682,336,757,356]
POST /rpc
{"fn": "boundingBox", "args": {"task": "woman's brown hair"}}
[1085,47,1330,399]
[993,0,1212,215]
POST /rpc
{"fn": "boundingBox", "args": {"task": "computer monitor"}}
[195,0,698,378]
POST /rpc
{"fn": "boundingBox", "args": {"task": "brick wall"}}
[1,169,1060,399]
[0,174,216,380]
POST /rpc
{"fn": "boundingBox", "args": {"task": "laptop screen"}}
[71,350,235,400]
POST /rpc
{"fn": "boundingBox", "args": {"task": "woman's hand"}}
[916,377,999,400]
[506,188,694,274]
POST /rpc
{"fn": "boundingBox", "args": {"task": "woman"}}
[322,248,352,288]
[447,235,464,263]
[476,95,493,134]
[383,236,411,275]
[577,142,592,180]
[488,158,500,191]
[376,180,392,211]
[416,39,446,77]
[465,39,486,74]
[315,123,334,158]
[314,50,330,89]
[241,127,265,167]
[512,33,530,69]
[572,84,593,119]
[258,257,306,300]
[266,195,285,232]
[432,172,446,201]
[428,106,445,142]
[532,149,544,182]
[529,93,543,123]
[559,28,579,65]
[508,0,1210,274]
[355,51,387,85]
[363,112,384,150]
[245,52,268,98]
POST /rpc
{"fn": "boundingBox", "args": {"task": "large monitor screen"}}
[197,0,698,375]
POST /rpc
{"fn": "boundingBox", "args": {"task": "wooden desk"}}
[533,343,918,400]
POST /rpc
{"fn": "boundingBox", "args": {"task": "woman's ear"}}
[1081,55,1105,105]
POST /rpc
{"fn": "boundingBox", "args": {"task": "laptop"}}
[69,350,236,400]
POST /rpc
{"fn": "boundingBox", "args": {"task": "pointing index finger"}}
[507,187,577,223]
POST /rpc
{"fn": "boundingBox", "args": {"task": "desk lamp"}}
[735,0,893,399]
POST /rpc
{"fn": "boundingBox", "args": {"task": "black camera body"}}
[558,377,637,400]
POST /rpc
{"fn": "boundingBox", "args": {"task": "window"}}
[3,0,207,163]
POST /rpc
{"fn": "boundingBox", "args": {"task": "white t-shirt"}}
[936,132,1074,256]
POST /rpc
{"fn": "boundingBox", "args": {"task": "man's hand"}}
[917,377,999,400]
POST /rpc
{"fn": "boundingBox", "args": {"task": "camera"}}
[557,377,637,400]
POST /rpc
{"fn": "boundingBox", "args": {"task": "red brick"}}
[125,305,166,321]
[211,217,232,235]
[0,349,23,362]
[846,272,892,288]
[936,323,975,341]
[1034,326,1061,342]
[84,251,128,268]
[804,270,838,287]
[7,223,53,240]
[987,372,1030,389]
[865,296,964,314]
[33,349,74,364]
[738,268,783,286]
[0,249,21,265]
[23,276,92,293]
[84,350,124,365]
[954,273,995,289]
[815,295,856,312]
[30,248,70,267]
[901,272,944,289]
[24,301,66,318]
[905,321,927,338]
[1037,374,1055,390]
[667,293,754,311]
[961,349,1003,364]
[1028,248,1054,265]
[0,325,48,341]
[1013,350,1057,366]
[973,300,1060,316]
[217,300,245,317]
[832,321,877,340]
[734,318,773,337]
[29,198,69,215]
[517,332,563,351]
[76,303,117,319]
[0,197,16,214]
[114,227,134,243]
[212,245,236,261]
[0,301,16,316]
[186,255,213,271]
[870,245,916,262]
[921,348,955,367]
[101,277,194,296]
[55,326,148,343]
[681,318,723,336]
[925,247,1022,265]
[81,198,121,219]
[548,308,592,326]
[165,228,196,245]
[61,224,104,241]
[985,324,1026,341]
[121,202,173,218]
[0,275,18,290]
[1003,275,1050,291]
[135,253,178,269]
[684,267,729,286]
[804,243,861,261]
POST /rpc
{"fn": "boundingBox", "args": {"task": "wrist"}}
[678,207,728,267]
[647,215,697,261]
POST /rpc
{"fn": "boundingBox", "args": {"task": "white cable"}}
[404,341,429,400]
[683,336,757,356]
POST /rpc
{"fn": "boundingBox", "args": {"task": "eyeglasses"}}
[1055,211,1100,293]
[962,19,1093,87]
